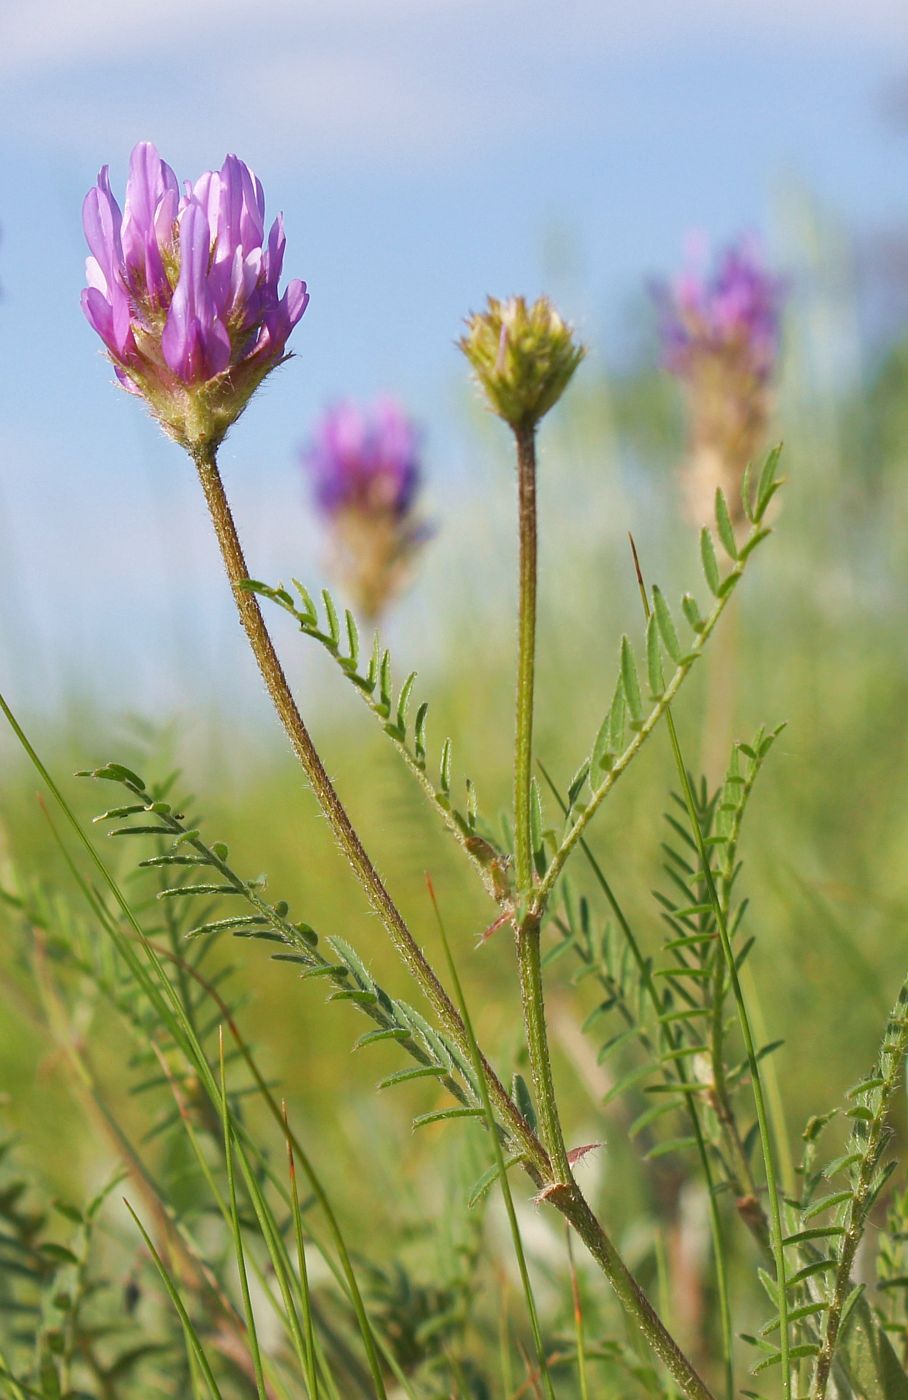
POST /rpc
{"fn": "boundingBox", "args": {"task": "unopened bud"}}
[459,295,585,431]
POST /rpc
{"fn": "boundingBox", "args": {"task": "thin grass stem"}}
[426,875,555,1400]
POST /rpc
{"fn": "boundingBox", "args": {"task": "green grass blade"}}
[123,1199,223,1400]
[218,1030,267,1400]
[425,876,555,1400]
[284,1102,320,1400]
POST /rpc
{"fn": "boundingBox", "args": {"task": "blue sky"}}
[1,0,906,718]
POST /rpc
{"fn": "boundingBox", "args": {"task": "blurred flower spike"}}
[302,397,431,621]
[81,141,309,453]
[655,235,786,525]
[459,295,586,432]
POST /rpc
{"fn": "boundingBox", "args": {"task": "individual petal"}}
[84,255,108,296]
[265,214,286,285]
[122,141,178,263]
[82,168,124,288]
[81,284,137,363]
[190,169,221,236]
[282,278,309,330]
[81,285,116,350]
[162,201,231,382]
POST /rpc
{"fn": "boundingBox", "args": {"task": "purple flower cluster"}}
[302,398,428,619]
[655,236,785,385]
[303,398,422,522]
[82,142,308,448]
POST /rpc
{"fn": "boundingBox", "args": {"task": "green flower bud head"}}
[459,295,586,431]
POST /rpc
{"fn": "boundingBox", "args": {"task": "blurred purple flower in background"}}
[82,141,308,451]
[302,397,430,620]
[654,235,786,525]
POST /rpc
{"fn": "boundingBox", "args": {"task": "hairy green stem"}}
[514,423,538,895]
[555,1185,716,1400]
[517,915,572,1184]
[191,445,548,1181]
[427,878,555,1400]
[512,425,572,1185]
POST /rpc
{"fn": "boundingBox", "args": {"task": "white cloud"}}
[0,0,447,78]
[0,0,904,170]
[3,0,906,84]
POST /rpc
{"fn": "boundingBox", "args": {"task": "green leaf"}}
[753,1343,819,1373]
[465,777,478,829]
[396,672,417,733]
[681,592,704,633]
[739,527,772,561]
[652,585,682,664]
[785,1258,836,1289]
[378,650,392,714]
[838,1287,908,1400]
[93,803,148,821]
[82,762,146,788]
[802,1190,854,1222]
[646,615,664,698]
[823,1151,862,1179]
[512,1073,537,1131]
[292,577,317,621]
[365,632,380,690]
[741,459,756,521]
[52,1200,84,1225]
[644,1136,699,1160]
[567,760,590,807]
[344,608,360,669]
[439,737,452,795]
[700,528,721,596]
[379,1066,447,1090]
[620,635,644,725]
[412,1108,484,1130]
[158,883,239,899]
[354,1027,411,1050]
[782,1226,846,1246]
[715,488,738,559]
[414,702,429,765]
[322,589,340,651]
[467,1154,524,1208]
[529,779,544,858]
[39,1243,79,1266]
[756,444,783,519]
[607,676,626,755]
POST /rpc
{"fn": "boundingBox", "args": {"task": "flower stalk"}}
[512,423,572,1186]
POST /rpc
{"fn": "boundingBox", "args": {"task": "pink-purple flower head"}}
[655,235,785,386]
[653,236,787,526]
[302,397,430,620]
[82,141,309,452]
[304,398,422,522]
